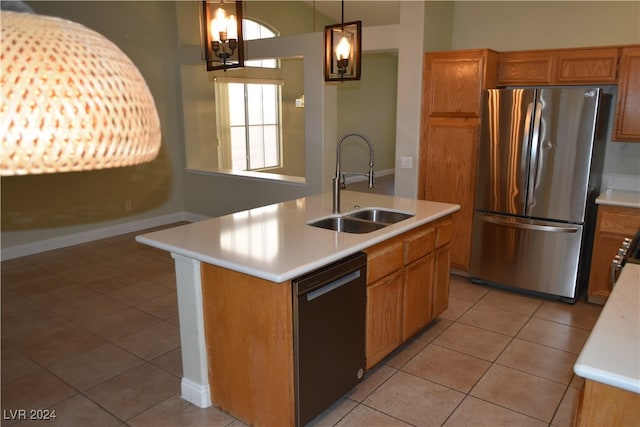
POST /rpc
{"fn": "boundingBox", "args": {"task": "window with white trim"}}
[214,19,282,172]
[215,78,282,170]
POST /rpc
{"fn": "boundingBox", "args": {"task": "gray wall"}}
[2,1,185,248]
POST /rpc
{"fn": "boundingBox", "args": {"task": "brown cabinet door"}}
[588,205,640,303]
[555,47,619,84]
[424,119,479,270]
[498,47,620,86]
[366,271,403,369]
[497,51,553,86]
[614,46,640,142]
[432,243,451,318]
[423,51,489,118]
[402,254,434,340]
[588,232,627,304]
[576,380,640,427]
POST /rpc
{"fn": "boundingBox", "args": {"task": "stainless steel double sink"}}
[308,208,415,234]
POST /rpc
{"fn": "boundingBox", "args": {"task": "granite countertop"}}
[574,263,640,393]
[136,191,460,282]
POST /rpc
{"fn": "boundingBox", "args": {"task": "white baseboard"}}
[1,211,211,261]
[181,378,212,408]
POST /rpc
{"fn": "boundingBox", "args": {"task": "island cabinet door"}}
[366,271,403,369]
[402,254,435,340]
[432,218,454,318]
[432,243,451,319]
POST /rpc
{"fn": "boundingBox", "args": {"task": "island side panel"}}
[201,263,295,427]
[171,254,212,408]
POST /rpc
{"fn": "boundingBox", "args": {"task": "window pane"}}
[248,126,265,169]
[230,126,247,170]
[247,84,264,125]
[228,83,245,126]
[261,26,276,38]
[243,20,259,40]
[263,125,279,167]
[261,58,277,68]
[262,85,277,124]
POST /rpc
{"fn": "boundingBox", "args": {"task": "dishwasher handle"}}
[306,270,361,301]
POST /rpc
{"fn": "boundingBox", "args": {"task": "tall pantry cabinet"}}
[418,49,498,271]
[613,46,640,141]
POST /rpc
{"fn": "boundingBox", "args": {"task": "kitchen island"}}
[136,191,459,426]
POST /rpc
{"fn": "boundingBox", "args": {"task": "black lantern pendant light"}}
[324,1,361,81]
[201,0,244,71]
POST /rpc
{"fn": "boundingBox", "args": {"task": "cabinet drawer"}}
[404,225,435,264]
[598,205,640,235]
[436,218,454,247]
[366,239,404,284]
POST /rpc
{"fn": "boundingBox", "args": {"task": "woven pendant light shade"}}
[0,11,162,175]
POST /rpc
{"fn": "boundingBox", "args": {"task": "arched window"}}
[244,18,277,69]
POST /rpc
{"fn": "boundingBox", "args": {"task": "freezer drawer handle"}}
[484,216,579,233]
[306,270,361,301]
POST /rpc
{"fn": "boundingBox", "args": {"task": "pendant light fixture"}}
[201,0,245,72]
[324,1,361,81]
[0,9,161,176]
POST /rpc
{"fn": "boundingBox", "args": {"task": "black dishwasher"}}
[292,252,367,426]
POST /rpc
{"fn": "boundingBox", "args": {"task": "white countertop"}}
[597,173,640,208]
[574,263,640,394]
[136,191,460,283]
[596,189,640,209]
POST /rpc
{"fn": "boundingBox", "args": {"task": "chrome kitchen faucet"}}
[333,132,375,214]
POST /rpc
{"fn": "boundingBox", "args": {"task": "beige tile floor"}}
[1,224,603,426]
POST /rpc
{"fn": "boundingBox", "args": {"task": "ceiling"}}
[305,1,401,26]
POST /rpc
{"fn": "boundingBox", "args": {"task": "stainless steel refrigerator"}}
[470,87,610,302]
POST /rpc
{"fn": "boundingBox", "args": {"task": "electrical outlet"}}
[125,201,132,211]
[400,156,413,169]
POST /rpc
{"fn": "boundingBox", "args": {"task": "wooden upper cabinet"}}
[498,51,554,85]
[423,49,498,118]
[613,46,640,142]
[497,47,619,86]
[555,47,619,83]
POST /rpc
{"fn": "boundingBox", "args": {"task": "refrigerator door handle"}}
[521,102,534,186]
[527,101,543,207]
[482,215,579,234]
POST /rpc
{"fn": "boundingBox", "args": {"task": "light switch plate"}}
[400,156,413,169]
